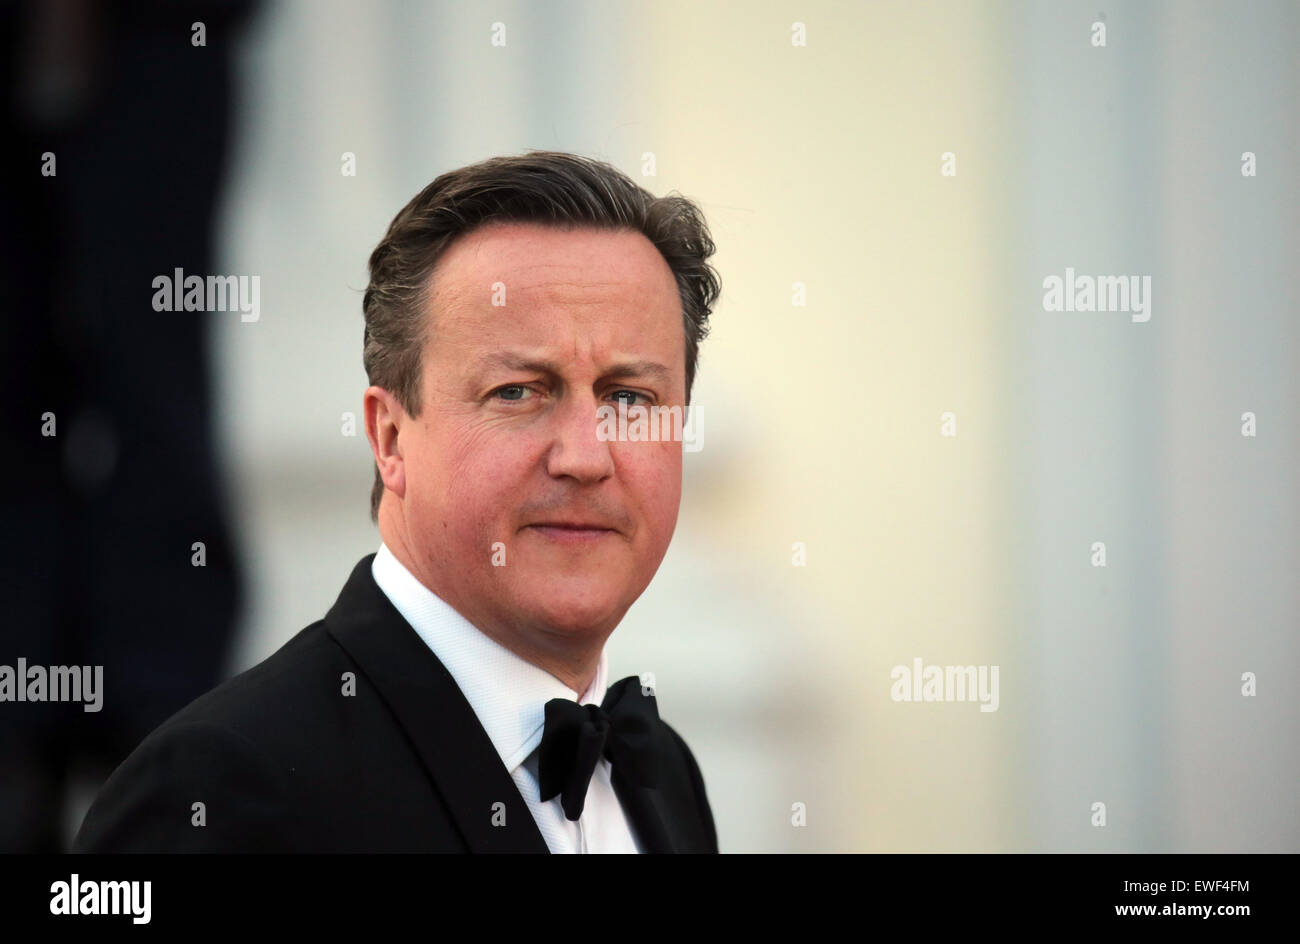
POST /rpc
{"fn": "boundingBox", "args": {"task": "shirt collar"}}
[370,542,609,773]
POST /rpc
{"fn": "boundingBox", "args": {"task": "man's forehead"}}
[423,222,684,357]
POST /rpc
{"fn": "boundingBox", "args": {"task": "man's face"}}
[384,222,686,653]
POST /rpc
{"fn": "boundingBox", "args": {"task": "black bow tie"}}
[538,675,661,821]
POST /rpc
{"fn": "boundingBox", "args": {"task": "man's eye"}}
[610,390,648,407]
[494,385,533,401]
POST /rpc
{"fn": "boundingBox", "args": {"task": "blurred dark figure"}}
[0,0,258,851]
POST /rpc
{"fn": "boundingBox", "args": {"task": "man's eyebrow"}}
[473,353,672,382]
[602,359,672,382]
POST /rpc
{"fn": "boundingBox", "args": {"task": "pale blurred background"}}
[205,0,1298,852]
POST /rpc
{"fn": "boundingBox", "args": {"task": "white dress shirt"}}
[370,543,643,853]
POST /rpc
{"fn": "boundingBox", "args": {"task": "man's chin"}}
[512,580,627,637]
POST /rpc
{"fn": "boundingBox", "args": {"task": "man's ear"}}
[364,386,406,500]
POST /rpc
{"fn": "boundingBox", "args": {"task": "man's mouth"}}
[524,522,618,543]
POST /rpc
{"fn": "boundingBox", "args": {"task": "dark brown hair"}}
[362,150,721,522]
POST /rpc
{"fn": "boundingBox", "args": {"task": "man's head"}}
[361,152,720,682]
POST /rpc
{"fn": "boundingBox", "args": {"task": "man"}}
[73,151,722,853]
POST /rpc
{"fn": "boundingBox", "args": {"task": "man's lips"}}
[524,521,619,543]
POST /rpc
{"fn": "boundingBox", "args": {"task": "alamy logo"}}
[50,874,151,924]
[595,402,703,452]
[1042,267,1151,322]
[151,268,260,322]
[0,659,102,712]
[890,657,999,712]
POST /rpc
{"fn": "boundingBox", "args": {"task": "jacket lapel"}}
[323,555,549,853]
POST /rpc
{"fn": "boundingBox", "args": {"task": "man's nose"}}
[544,393,615,483]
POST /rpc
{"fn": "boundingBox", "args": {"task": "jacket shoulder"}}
[660,720,719,853]
[162,619,345,736]
[73,718,293,852]
[74,620,350,852]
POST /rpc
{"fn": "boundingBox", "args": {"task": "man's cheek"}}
[644,464,683,547]
[630,448,682,511]
[482,488,528,566]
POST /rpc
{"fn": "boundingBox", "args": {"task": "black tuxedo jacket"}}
[73,555,718,853]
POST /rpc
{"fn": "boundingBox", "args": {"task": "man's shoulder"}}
[660,719,704,774]
[71,619,348,853]
[157,618,346,741]
[657,718,719,853]
[72,604,422,853]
